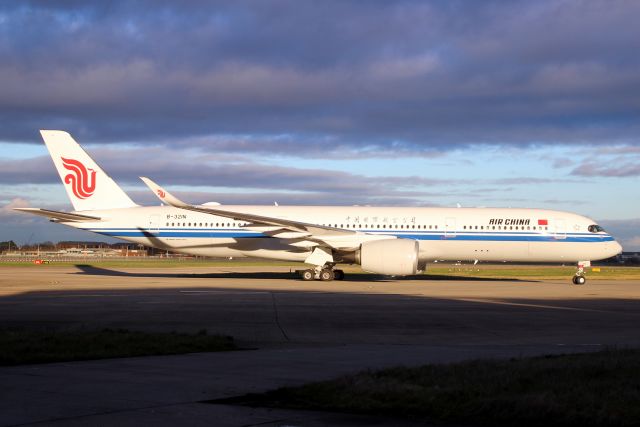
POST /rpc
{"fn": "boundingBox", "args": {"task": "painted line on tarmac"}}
[179,290,269,294]
[456,298,607,312]
[30,293,134,298]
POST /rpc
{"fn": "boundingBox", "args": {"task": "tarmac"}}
[1,265,639,426]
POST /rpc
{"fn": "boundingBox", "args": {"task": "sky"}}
[0,0,639,250]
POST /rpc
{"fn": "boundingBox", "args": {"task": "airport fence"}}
[0,255,220,264]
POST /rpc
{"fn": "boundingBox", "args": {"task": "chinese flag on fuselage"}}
[538,219,548,225]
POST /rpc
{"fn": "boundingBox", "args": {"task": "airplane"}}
[16,130,622,285]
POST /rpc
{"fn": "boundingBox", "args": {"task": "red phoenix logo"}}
[157,189,166,199]
[61,157,96,199]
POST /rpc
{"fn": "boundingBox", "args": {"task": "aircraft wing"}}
[139,177,374,249]
[14,208,102,222]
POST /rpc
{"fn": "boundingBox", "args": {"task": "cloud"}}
[0,197,30,217]
[0,147,463,203]
[571,161,640,177]
[0,144,597,205]
[0,0,638,155]
[624,236,640,249]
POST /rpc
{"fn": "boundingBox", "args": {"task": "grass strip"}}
[2,260,638,280]
[228,349,640,426]
[424,266,640,280]
[0,328,236,366]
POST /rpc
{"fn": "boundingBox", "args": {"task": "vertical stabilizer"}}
[40,130,138,211]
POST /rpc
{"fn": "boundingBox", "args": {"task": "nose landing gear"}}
[572,275,586,285]
[572,261,590,285]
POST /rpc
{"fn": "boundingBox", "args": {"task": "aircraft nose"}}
[613,240,623,255]
[608,240,623,257]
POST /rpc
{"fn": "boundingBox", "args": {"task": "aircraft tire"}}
[572,275,586,285]
[301,269,315,281]
[319,269,334,281]
[334,269,345,280]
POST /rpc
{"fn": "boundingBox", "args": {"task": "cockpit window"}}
[588,224,605,233]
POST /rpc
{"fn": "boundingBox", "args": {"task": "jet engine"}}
[356,239,420,276]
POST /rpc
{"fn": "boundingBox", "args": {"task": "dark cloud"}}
[571,162,640,177]
[598,218,640,251]
[488,177,588,185]
[0,148,462,202]
[0,0,638,154]
[570,148,640,177]
[0,146,594,206]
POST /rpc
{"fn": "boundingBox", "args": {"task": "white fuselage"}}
[62,205,622,264]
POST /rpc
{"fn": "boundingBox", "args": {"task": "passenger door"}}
[148,215,160,234]
[445,217,457,238]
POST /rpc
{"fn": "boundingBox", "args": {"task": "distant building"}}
[1,241,150,258]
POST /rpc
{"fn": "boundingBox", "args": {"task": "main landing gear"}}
[572,261,589,285]
[298,265,345,281]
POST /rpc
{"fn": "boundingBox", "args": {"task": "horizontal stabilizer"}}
[14,208,101,222]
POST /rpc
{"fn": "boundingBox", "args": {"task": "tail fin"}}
[40,130,138,211]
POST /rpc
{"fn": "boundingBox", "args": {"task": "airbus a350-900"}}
[16,130,622,284]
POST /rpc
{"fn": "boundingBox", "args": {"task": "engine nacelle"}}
[357,239,419,276]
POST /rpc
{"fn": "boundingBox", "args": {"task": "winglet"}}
[139,177,189,208]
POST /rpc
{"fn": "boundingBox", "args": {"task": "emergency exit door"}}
[554,219,566,239]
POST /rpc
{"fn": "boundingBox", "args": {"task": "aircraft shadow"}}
[72,264,533,282]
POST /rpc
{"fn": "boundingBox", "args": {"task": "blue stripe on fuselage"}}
[85,228,614,243]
